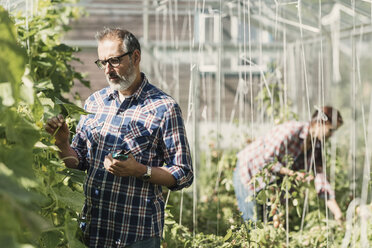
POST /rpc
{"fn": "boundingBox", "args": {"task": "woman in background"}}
[233,106,343,223]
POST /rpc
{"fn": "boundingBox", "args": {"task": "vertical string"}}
[297,0,311,119]
[247,0,253,140]
[282,25,290,247]
[243,0,247,128]
[328,0,338,238]
[318,1,330,245]
[359,90,372,248]
[242,0,255,229]
[26,0,29,50]
[258,0,264,124]
[179,189,184,226]
[238,0,244,130]
[162,1,168,91]
[350,1,357,246]
[189,0,198,236]
[216,2,222,146]
[356,23,370,248]
[296,1,314,243]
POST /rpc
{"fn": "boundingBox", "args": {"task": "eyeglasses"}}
[95,51,132,69]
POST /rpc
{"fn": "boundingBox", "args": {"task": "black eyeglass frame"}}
[94,51,132,69]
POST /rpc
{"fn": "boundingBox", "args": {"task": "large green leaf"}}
[55,97,91,116]
[53,43,76,53]
[0,7,27,88]
[53,185,84,212]
[64,213,86,248]
[0,83,15,106]
[0,193,50,241]
[20,68,35,104]
[57,168,86,184]
[0,145,35,179]
[40,230,63,248]
[0,234,17,248]
[0,108,40,148]
[0,173,36,204]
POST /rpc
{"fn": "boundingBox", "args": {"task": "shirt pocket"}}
[123,122,151,156]
[86,118,105,146]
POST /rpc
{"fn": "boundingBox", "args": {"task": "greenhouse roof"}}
[247,0,372,40]
[2,0,372,43]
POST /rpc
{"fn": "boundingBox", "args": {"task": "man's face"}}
[97,39,136,91]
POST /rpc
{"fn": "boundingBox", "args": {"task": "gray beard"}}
[107,70,136,92]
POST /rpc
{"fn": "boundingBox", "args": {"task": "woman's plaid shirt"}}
[71,74,193,247]
[236,121,335,199]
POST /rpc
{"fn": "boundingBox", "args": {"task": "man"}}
[45,28,193,247]
[233,106,343,223]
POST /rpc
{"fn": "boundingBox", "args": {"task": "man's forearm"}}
[150,167,177,187]
[56,142,79,169]
[134,163,176,187]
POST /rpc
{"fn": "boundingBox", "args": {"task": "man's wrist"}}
[55,140,70,148]
[135,163,147,178]
[134,163,152,181]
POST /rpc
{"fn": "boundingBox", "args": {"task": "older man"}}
[45,28,193,247]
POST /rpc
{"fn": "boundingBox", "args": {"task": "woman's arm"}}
[279,167,314,182]
[327,198,343,220]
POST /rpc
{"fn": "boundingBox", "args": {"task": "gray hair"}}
[95,27,141,54]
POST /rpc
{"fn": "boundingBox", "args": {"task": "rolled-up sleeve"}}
[314,172,335,200]
[161,104,193,191]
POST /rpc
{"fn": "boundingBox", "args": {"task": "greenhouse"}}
[0,0,371,247]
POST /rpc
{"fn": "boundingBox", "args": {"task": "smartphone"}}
[112,150,130,161]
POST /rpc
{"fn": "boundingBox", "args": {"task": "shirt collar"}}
[107,73,148,101]
[131,73,148,101]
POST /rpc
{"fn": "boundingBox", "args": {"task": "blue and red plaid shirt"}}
[71,73,193,247]
[236,121,335,200]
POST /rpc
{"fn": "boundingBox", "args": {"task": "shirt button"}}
[94,189,99,196]
[115,239,121,245]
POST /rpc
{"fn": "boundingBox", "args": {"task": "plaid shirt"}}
[236,121,335,199]
[71,73,193,247]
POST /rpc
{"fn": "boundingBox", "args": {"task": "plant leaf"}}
[55,97,91,116]
[0,7,27,86]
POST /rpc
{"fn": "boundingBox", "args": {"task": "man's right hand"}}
[45,114,70,145]
[44,114,79,169]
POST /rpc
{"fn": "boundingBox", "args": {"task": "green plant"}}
[163,142,372,247]
[255,69,297,124]
[0,1,89,247]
